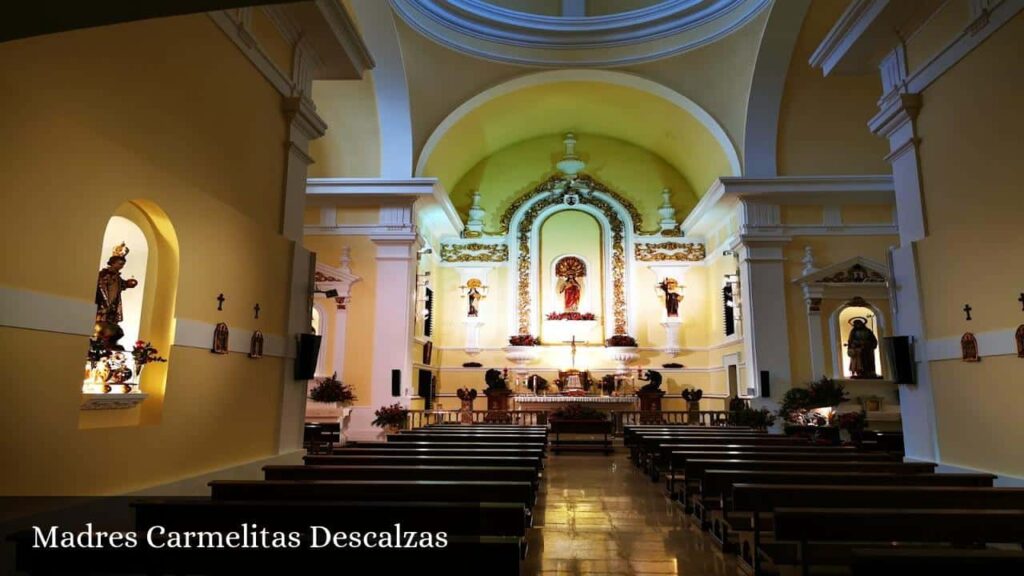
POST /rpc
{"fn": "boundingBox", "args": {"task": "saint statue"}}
[659,279,681,317]
[93,242,138,350]
[847,317,879,378]
[560,274,581,313]
[467,287,481,317]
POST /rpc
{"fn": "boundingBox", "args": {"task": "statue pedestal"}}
[463,319,484,355]
[660,319,682,355]
[637,390,665,424]
[459,398,474,424]
[686,400,700,424]
[484,389,514,423]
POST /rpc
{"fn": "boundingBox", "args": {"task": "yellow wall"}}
[782,235,898,386]
[450,134,696,232]
[777,0,890,175]
[0,15,297,494]
[905,0,970,73]
[301,234,378,407]
[308,76,382,178]
[912,13,1024,476]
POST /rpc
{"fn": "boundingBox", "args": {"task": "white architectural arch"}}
[415,69,742,180]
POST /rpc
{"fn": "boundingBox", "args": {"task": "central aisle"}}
[522,448,737,576]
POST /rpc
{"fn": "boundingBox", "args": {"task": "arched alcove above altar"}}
[540,210,604,344]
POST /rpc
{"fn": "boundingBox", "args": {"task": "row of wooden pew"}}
[624,424,1024,576]
[11,424,548,575]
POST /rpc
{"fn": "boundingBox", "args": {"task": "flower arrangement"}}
[730,406,777,430]
[131,340,167,370]
[682,388,704,402]
[550,404,607,421]
[605,334,638,347]
[779,377,849,423]
[308,372,357,406]
[508,334,541,346]
[456,388,478,401]
[834,410,867,432]
[372,403,409,429]
[546,311,596,321]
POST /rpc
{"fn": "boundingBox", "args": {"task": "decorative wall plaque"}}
[960,332,980,362]
[212,322,229,355]
[634,242,706,262]
[1016,325,1024,358]
[249,330,263,359]
[440,243,508,263]
[817,263,886,283]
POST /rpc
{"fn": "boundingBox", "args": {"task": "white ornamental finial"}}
[658,188,677,232]
[556,132,586,175]
[801,246,817,276]
[464,190,486,238]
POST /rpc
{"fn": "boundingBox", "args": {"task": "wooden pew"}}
[388,433,546,445]
[265,465,539,487]
[731,485,1024,575]
[343,441,547,452]
[133,498,529,537]
[769,508,1024,576]
[305,455,543,471]
[850,548,1024,575]
[685,461,937,523]
[209,480,537,510]
[663,449,898,500]
[623,425,754,446]
[637,436,809,479]
[330,447,545,459]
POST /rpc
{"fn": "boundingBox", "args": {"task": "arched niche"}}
[81,200,179,420]
[830,298,887,379]
[540,209,604,344]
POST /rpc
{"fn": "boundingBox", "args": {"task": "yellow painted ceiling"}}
[421,81,733,197]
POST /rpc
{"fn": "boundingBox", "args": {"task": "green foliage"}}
[550,404,608,421]
[730,406,777,430]
[308,372,357,405]
[371,403,409,428]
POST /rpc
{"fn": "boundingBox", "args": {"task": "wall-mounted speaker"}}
[294,333,321,380]
[883,336,916,384]
[392,369,401,397]
[759,370,771,398]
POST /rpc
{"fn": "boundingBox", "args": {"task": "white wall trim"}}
[808,0,888,75]
[0,286,94,337]
[209,11,294,97]
[173,318,292,358]
[744,224,898,237]
[437,338,744,354]
[433,365,733,376]
[926,327,1020,361]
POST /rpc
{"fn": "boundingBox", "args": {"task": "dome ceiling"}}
[389,0,770,66]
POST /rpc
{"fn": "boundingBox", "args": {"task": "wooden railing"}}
[406,410,548,429]
[406,409,739,433]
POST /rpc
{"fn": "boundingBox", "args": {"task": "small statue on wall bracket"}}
[212,322,229,355]
[659,278,681,317]
[249,330,263,359]
[1015,325,1024,358]
[961,332,980,362]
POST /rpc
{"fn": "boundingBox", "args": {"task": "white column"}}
[332,302,349,377]
[737,232,793,402]
[803,288,827,379]
[869,88,939,463]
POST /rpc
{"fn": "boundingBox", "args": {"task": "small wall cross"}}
[963,304,972,321]
[217,293,225,311]
[254,303,261,319]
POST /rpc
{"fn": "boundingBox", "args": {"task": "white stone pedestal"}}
[661,319,683,355]
[464,319,484,355]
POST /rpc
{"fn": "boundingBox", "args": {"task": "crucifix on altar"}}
[559,335,588,393]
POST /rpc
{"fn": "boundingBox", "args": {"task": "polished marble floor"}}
[522,447,737,576]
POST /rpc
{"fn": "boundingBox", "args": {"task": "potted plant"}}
[729,405,777,431]
[834,410,868,445]
[372,402,409,435]
[308,372,357,407]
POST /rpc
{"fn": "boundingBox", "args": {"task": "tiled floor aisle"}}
[522,449,737,576]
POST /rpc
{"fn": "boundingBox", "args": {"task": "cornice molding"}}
[809,0,887,75]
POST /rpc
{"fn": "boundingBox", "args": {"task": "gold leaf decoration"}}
[634,242,706,262]
[440,243,509,263]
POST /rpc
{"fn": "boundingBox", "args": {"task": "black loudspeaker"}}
[392,369,401,397]
[759,370,771,398]
[294,334,322,380]
[883,336,916,384]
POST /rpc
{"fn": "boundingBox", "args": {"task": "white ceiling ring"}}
[414,68,742,180]
[389,0,770,67]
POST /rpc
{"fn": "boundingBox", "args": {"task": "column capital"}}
[869,93,922,139]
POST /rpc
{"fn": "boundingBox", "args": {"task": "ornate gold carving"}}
[440,243,509,263]
[634,242,706,262]
[818,263,885,283]
[516,188,627,334]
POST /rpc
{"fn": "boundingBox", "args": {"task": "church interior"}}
[2,0,1023,574]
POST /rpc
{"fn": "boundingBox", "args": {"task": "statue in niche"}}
[961,332,980,362]
[212,322,229,355]
[847,317,880,379]
[555,256,586,313]
[659,278,681,317]
[1016,325,1024,358]
[93,242,138,351]
[466,279,483,317]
